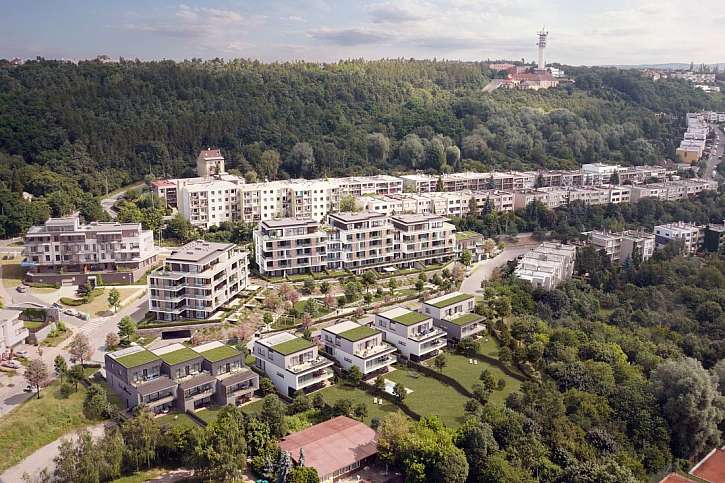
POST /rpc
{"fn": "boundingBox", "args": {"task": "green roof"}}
[199,345,241,363]
[428,293,473,309]
[158,347,201,365]
[391,311,429,326]
[114,350,160,368]
[338,325,379,342]
[456,231,481,241]
[273,337,316,355]
[448,313,483,326]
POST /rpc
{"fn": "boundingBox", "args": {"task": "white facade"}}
[320,320,397,376]
[148,240,248,321]
[253,332,334,397]
[590,230,655,263]
[0,309,29,354]
[654,222,704,254]
[374,307,446,361]
[514,242,576,290]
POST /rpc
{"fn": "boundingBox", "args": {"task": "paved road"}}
[0,423,105,483]
[100,181,145,219]
[703,123,724,179]
[459,234,538,297]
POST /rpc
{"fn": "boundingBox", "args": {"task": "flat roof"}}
[166,240,235,263]
[110,346,160,368]
[258,332,316,355]
[262,218,318,228]
[328,211,385,223]
[390,213,445,224]
[280,416,377,480]
[425,292,473,309]
[197,344,241,362]
[379,307,430,326]
[155,347,200,365]
[448,313,484,326]
[456,231,483,241]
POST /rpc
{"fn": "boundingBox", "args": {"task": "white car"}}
[14,350,29,357]
[63,308,76,316]
[1,360,21,369]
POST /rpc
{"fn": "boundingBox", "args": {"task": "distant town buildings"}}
[514,242,576,290]
[23,213,159,285]
[104,341,258,412]
[148,240,248,321]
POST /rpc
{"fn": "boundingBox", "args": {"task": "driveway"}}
[0,423,105,483]
[459,235,538,297]
[704,123,724,179]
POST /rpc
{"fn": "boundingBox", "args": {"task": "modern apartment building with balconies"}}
[514,242,576,290]
[422,292,485,342]
[23,213,159,285]
[390,214,456,268]
[590,230,655,264]
[254,218,328,277]
[320,320,397,378]
[327,212,395,273]
[253,332,334,397]
[104,341,257,413]
[148,240,248,321]
[374,307,446,361]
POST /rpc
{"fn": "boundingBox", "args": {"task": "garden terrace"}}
[391,311,430,326]
[448,313,484,326]
[427,293,473,309]
[338,325,379,342]
[274,338,316,355]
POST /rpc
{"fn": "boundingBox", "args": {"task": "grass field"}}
[0,381,95,472]
[385,367,469,428]
[157,412,201,430]
[319,384,402,426]
[194,406,225,425]
[428,352,521,405]
[62,287,141,316]
[0,257,25,289]
[239,398,265,416]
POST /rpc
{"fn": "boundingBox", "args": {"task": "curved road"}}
[459,234,538,296]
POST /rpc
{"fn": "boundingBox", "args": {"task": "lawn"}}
[239,398,266,416]
[0,257,25,288]
[40,328,72,347]
[110,468,165,483]
[157,412,201,430]
[318,384,402,427]
[194,405,225,425]
[0,381,95,472]
[428,352,521,405]
[385,367,470,428]
[62,287,142,316]
[23,321,46,331]
[477,337,501,358]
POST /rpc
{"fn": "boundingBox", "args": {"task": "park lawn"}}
[385,368,469,428]
[430,352,522,405]
[293,299,332,318]
[1,257,25,288]
[239,398,266,416]
[110,468,165,483]
[67,287,141,316]
[157,412,201,430]
[319,384,402,427]
[194,405,225,425]
[0,381,95,472]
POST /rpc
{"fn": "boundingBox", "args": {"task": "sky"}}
[2,0,724,65]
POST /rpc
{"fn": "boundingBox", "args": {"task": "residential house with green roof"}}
[422,291,485,342]
[321,320,397,377]
[375,306,446,362]
[105,340,258,413]
[253,332,334,398]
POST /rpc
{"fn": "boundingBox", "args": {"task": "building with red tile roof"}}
[279,416,378,482]
[690,447,725,482]
[659,472,696,483]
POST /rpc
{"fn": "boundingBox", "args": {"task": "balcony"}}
[296,368,333,389]
[287,356,334,375]
[408,327,446,342]
[353,343,396,359]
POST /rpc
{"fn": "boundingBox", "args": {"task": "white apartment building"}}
[390,214,456,268]
[0,308,29,354]
[254,218,328,277]
[374,307,447,362]
[629,179,718,202]
[654,222,704,254]
[253,332,334,397]
[514,242,576,290]
[148,240,248,321]
[327,212,396,273]
[179,177,243,229]
[513,189,564,210]
[333,175,403,196]
[320,320,397,377]
[399,173,440,193]
[590,230,655,264]
[422,292,485,342]
[23,213,159,285]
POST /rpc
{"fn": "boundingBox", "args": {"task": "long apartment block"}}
[374,307,446,362]
[422,292,485,342]
[320,320,397,377]
[148,240,248,321]
[23,213,159,285]
[104,341,258,413]
[391,214,456,267]
[327,211,396,272]
[253,332,334,398]
[514,242,576,290]
[253,218,328,277]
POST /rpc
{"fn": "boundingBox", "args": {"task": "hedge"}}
[60,297,85,306]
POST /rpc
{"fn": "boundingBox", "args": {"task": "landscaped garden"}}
[157,411,202,429]
[318,384,401,426]
[385,367,469,428]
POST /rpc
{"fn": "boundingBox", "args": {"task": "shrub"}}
[59,383,74,398]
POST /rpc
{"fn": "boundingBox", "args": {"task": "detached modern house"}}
[374,307,446,362]
[422,292,485,342]
[253,332,334,398]
[104,341,258,413]
[320,320,397,378]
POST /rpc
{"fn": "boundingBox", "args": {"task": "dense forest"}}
[1,58,724,236]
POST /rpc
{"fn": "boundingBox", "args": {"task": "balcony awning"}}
[178,372,216,390]
[136,375,177,395]
[218,369,258,387]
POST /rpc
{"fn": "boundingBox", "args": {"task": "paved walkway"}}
[0,423,105,483]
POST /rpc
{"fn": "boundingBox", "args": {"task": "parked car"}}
[16,285,27,293]
[14,350,29,357]
[1,360,21,369]
[63,308,76,316]
[23,384,33,393]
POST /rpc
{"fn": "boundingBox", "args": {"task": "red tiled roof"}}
[279,416,377,479]
[199,148,222,159]
[151,179,175,188]
[691,448,725,483]
[659,472,695,483]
